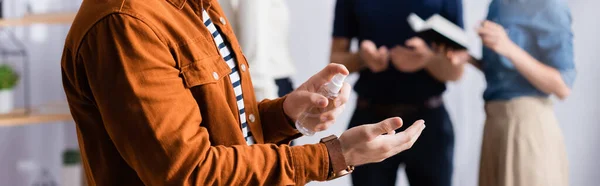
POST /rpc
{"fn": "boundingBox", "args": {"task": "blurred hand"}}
[283,63,352,133]
[389,37,434,72]
[478,20,516,56]
[359,40,390,73]
[432,43,470,65]
[339,117,426,166]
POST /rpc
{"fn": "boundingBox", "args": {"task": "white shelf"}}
[0,103,73,127]
[0,12,77,26]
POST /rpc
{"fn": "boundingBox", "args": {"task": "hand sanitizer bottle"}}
[295,73,347,136]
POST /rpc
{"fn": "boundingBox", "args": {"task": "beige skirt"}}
[479,97,569,186]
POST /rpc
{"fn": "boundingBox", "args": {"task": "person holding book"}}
[329,0,468,185]
[474,0,575,186]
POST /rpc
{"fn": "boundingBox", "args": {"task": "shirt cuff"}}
[258,95,301,144]
[290,143,330,185]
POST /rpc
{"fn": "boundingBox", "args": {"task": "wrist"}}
[281,96,298,129]
[500,41,519,58]
[321,135,354,180]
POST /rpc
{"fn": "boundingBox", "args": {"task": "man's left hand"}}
[283,64,351,133]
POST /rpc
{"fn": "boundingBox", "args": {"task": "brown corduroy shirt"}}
[61,0,330,185]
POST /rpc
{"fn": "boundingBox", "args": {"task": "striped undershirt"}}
[202,10,254,145]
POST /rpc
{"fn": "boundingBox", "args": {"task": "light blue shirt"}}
[481,0,576,101]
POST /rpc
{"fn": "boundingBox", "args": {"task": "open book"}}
[407,13,468,50]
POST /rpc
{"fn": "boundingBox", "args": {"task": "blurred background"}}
[0,0,597,185]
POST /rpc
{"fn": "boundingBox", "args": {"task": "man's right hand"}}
[359,40,389,73]
[339,117,426,166]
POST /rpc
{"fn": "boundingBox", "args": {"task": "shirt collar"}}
[165,0,214,10]
[166,0,186,9]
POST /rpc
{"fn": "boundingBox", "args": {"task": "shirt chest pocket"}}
[174,33,232,87]
[180,54,232,88]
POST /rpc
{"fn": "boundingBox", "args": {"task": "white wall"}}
[288,0,600,186]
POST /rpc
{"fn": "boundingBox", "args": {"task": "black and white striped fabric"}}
[202,10,254,145]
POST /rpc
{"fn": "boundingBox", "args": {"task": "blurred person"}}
[472,0,576,186]
[219,0,296,100]
[330,0,467,185]
[61,0,426,185]
[219,0,297,146]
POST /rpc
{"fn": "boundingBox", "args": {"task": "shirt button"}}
[249,114,256,123]
[212,72,219,80]
[220,17,226,25]
[241,64,247,72]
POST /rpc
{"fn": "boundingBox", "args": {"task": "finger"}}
[390,45,409,56]
[308,63,350,91]
[315,120,335,132]
[481,20,493,27]
[305,92,329,108]
[386,130,396,135]
[390,120,426,152]
[477,26,494,36]
[486,21,502,30]
[368,117,404,139]
[378,45,389,55]
[405,37,426,48]
[333,83,351,107]
[318,102,345,121]
[360,40,378,53]
[378,46,389,60]
[482,37,497,46]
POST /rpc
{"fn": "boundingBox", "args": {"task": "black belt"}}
[356,96,444,117]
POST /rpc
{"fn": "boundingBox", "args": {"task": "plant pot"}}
[0,89,14,114]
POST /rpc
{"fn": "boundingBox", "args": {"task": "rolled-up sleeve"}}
[76,14,328,186]
[332,0,358,38]
[258,96,302,144]
[532,2,576,88]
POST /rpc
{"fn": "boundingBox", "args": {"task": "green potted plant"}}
[0,64,19,114]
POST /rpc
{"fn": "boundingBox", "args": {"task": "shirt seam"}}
[72,11,172,66]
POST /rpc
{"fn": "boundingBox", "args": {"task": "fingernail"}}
[318,99,326,106]
[321,116,329,122]
[417,119,426,127]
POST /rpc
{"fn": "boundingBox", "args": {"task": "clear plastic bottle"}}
[295,73,347,136]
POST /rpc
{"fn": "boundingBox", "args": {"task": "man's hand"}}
[389,37,434,72]
[339,117,426,166]
[283,64,351,133]
[359,40,390,73]
[478,20,516,57]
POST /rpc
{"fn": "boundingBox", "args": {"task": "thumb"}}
[405,37,425,48]
[361,40,377,53]
[308,63,349,90]
[368,117,404,139]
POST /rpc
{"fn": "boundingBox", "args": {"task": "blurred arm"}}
[330,0,364,73]
[238,0,279,100]
[330,37,364,73]
[504,5,576,100]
